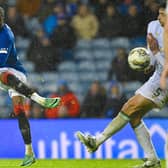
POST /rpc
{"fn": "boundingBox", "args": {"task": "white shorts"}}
[0,68,27,98]
[135,71,168,108]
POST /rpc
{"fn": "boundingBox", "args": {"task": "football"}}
[128,47,150,71]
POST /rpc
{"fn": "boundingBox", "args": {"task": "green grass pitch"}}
[0,159,166,168]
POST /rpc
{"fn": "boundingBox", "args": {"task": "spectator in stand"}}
[51,14,77,60]
[103,80,127,118]
[99,4,123,38]
[124,4,144,37]
[38,0,56,23]
[117,0,141,15]
[108,48,131,83]
[45,80,80,118]
[0,0,8,12]
[43,2,65,36]
[6,6,29,37]
[92,0,108,20]
[66,0,80,17]
[80,81,106,118]
[17,0,41,17]
[71,4,99,40]
[142,1,159,28]
[27,28,60,72]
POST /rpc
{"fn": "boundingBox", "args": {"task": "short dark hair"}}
[0,6,4,19]
[159,2,166,9]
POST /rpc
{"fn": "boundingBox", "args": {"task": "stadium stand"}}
[1,0,168,118]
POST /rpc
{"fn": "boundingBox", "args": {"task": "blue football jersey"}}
[0,24,26,74]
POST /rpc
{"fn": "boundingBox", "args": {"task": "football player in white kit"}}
[76,3,167,168]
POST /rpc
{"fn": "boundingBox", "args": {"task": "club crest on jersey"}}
[0,48,8,54]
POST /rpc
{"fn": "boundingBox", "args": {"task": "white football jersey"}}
[147,20,164,74]
[135,20,168,108]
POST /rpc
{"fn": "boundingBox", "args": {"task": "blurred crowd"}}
[0,0,167,119]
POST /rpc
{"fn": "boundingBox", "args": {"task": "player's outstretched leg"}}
[76,132,98,153]
[0,71,61,108]
[76,112,130,153]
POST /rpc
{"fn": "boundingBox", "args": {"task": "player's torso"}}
[0,24,26,74]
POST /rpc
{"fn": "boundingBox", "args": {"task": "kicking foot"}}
[20,154,36,166]
[76,131,98,153]
[133,158,161,168]
[38,97,61,108]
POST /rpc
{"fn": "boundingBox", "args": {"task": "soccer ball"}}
[128,47,150,71]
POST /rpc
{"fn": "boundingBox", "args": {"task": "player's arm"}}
[147,33,164,65]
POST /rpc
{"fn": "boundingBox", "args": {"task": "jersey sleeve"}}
[0,36,12,66]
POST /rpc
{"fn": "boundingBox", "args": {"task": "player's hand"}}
[160,62,168,89]
[147,33,159,55]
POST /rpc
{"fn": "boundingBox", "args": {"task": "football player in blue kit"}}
[0,7,60,166]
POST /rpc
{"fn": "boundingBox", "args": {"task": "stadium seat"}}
[15,37,30,50]
[91,38,110,49]
[123,81,142,98]
[79,71,98,82]
[77,61,96,72]
[58,61,77,72]
[95,60,111,71]
[28,73,44,87]
[69,82,83,93]
[42,72,59,83]
[59,72,79,83]
[0,94,7,106]
[111,37,130,49]
[43,82,57,93]
[75,39,92,50]
[17,50,27,61]
[74,49,93,61]
[93,49,114,60]
[130,36,146,48]
[0,106,11,118]
[96,71,108,81]
[23,61,35,72]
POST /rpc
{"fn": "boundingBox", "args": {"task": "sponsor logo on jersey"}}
[0,48,8,54]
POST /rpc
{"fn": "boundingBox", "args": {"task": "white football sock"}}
[96,112,130,146]
[134,121,158,160]
[31,93,44,104]
[25,144,34,155]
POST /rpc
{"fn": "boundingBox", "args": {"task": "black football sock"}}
[17,113,32,144]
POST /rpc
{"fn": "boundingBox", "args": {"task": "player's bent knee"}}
[0,71,14,85]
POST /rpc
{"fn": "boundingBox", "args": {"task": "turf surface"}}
[0,159,166,168]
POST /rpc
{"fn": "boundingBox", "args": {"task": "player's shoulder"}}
[148,20,161,29]
[147,20,162,33]
[1,24,14,41]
